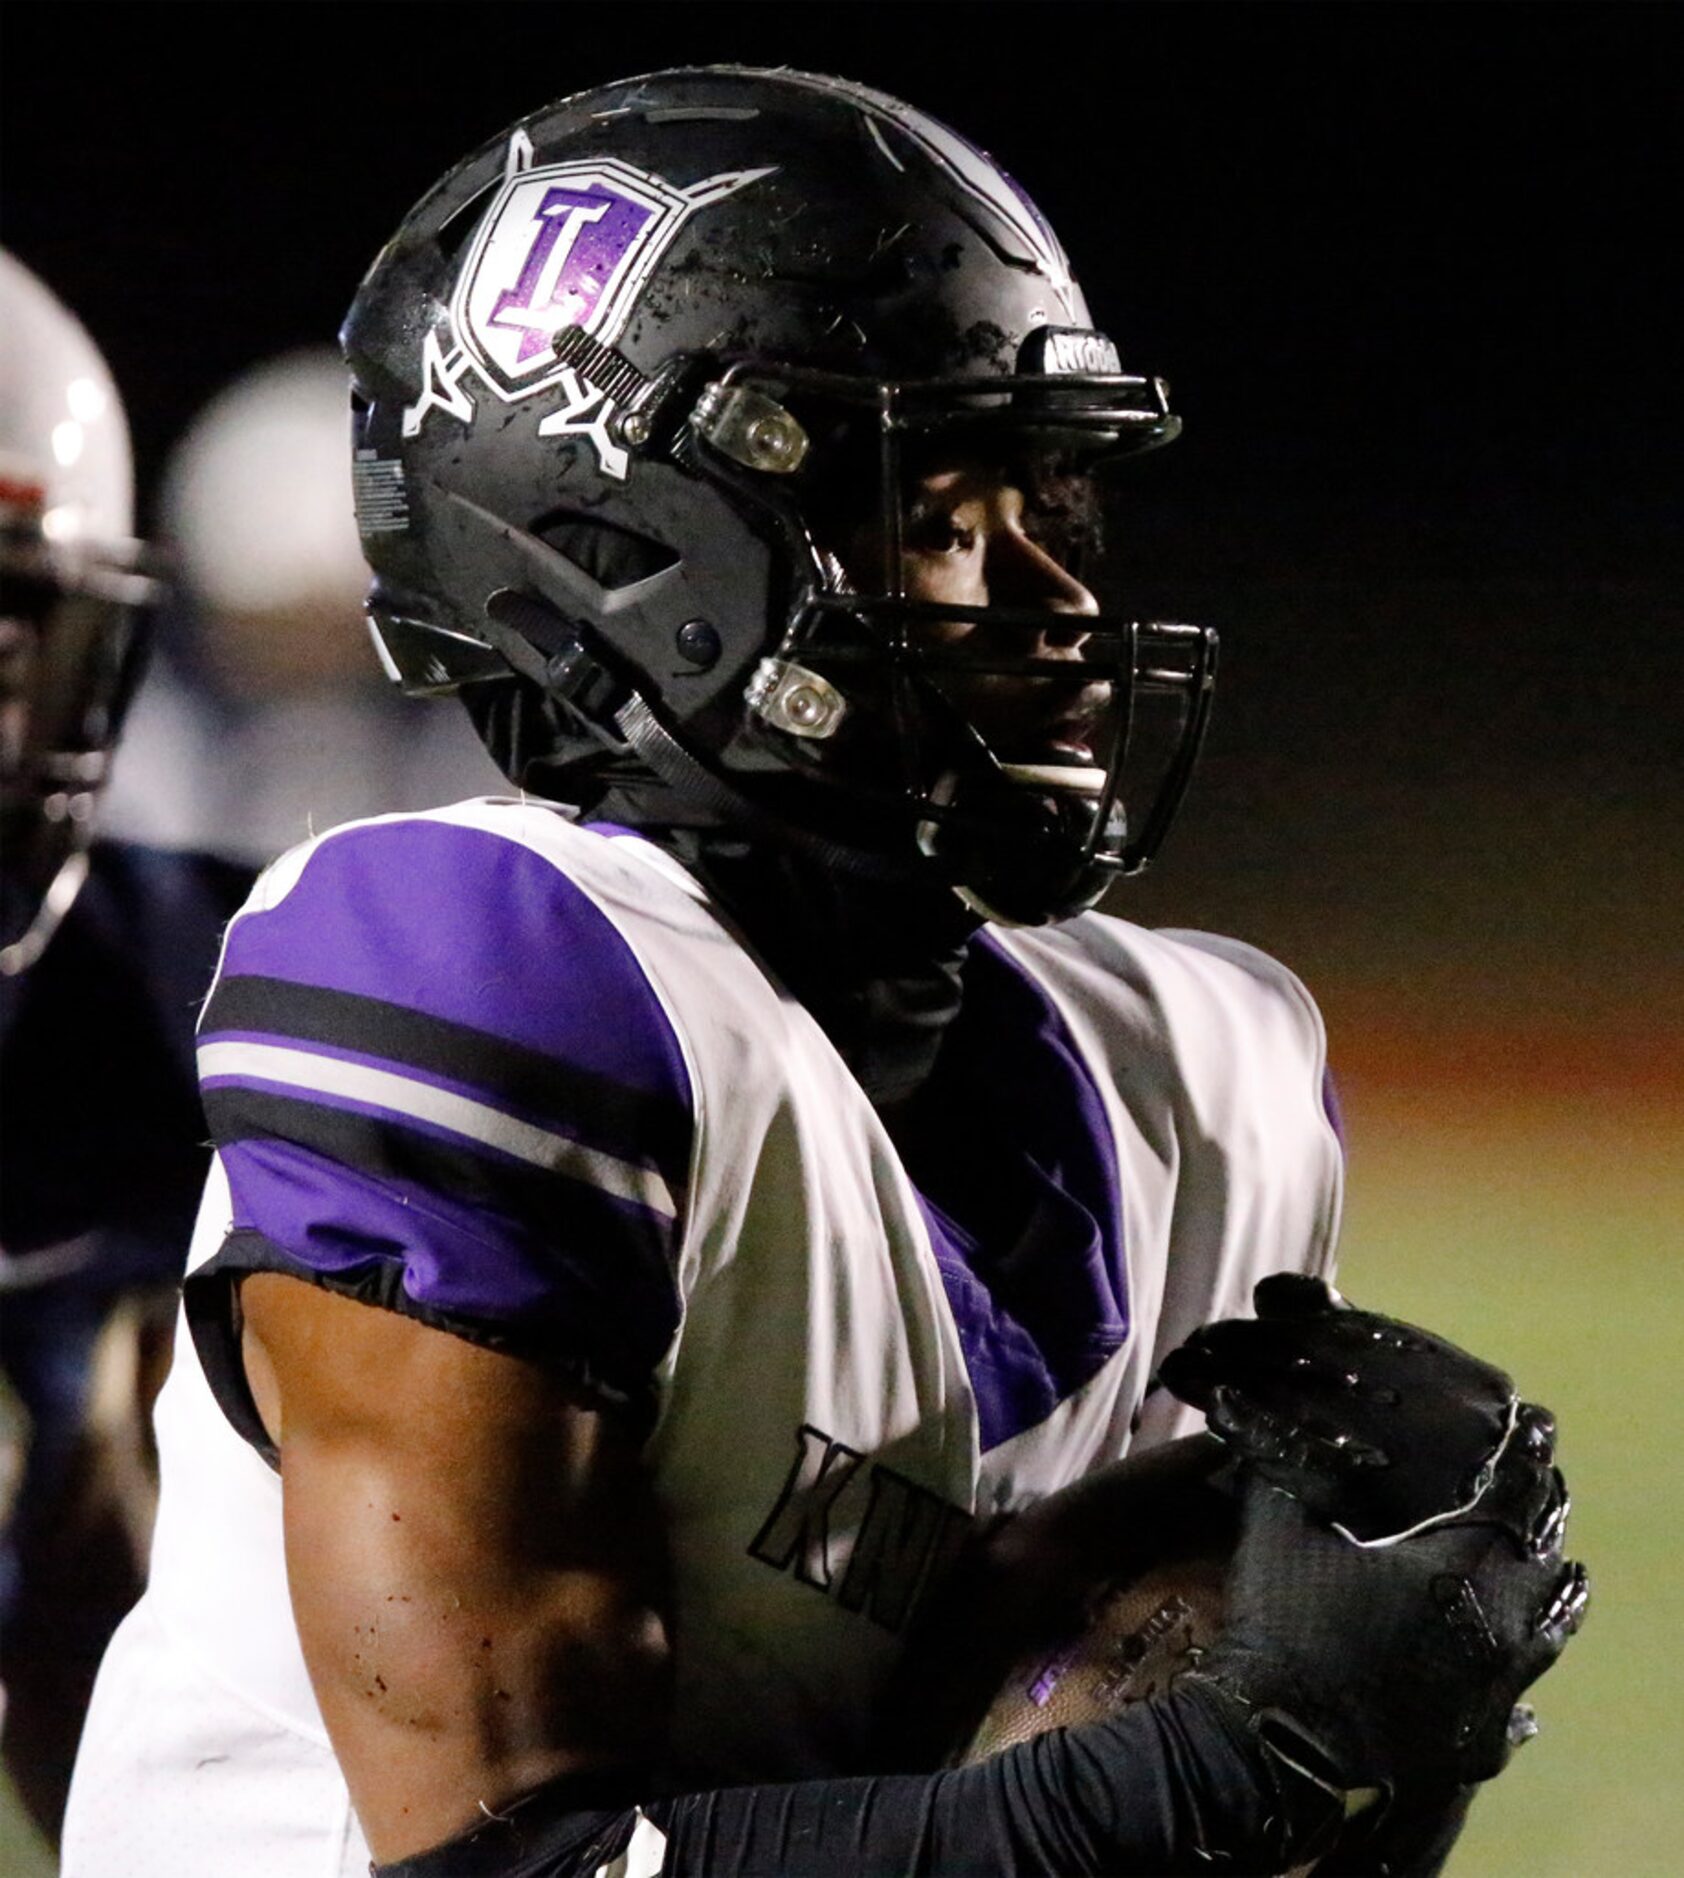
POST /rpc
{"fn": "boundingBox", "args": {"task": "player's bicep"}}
[240,1272,673,1862]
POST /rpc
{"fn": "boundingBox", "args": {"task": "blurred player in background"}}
[64,71,1584,1878]
[0,250,254,1841]
[102,350,501,868]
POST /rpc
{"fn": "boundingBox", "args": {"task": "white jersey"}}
[65,801,1341,1877]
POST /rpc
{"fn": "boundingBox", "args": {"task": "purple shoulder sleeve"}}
[188,816,693,1411]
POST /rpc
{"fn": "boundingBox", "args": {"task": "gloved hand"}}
[1190,1460,1585,1796]
[1161,1276,1588,1808]
[1159,1273,1564,1549]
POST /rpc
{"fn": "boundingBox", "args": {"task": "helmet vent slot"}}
[529,510,678,592]
[640,106,760,124]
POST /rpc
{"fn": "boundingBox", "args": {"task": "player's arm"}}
[380,1361,1578,1878]
[249,1265,1581,1878]
[242,1278,1314,1878]
[245,1269,1309,1878]
[239,1272,673,1862]
[245,1263,1303,1877]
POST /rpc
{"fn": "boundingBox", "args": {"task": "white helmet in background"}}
[0,249,157,975]
[161,348,370,700]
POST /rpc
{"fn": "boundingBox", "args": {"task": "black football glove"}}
[1160,1276,1587,1802]
[1190,1460,1584,1794]
[1159,1273,1561,1548]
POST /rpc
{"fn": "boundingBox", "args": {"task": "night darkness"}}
[6,8,1677,577]
[4,2,1678,1055]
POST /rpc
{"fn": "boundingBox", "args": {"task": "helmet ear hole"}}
[528,510,678,591]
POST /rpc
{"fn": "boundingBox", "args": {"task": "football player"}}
[0,251,253,1839]
[63,71,1583,1877]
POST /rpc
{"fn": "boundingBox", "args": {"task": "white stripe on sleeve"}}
[197,1039,676,1220]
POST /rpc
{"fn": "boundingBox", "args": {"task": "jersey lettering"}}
[749,1423,973,1630]
[746,1424,864,1589]
[837,1463,972,1632]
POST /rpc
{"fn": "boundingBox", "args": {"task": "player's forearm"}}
[294,1546,668,1858]
[273,1414,672,1856]
[374,1680,1329,1878]
[242,1274,675,1859]
[276,1414,671,1855]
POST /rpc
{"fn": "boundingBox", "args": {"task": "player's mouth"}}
[998,683,1111,767]
[1043,716,1101,764]
[989,687,1113,797]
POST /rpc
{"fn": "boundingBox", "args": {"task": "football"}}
[882,1433,1238,1768]
[957,1517,1230,1763]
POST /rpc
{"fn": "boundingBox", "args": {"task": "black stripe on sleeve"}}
[203,1082,678,1261]
[201,1083,684,1396]
[201,974,689,1180]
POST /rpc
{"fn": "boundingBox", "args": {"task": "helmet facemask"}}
[688,361,1218,923]
[0,522,154,973]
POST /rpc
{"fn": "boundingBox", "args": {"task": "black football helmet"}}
[342,67,1215,924]
[0,251,157,976]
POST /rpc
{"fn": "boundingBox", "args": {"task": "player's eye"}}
[904,507,978,556]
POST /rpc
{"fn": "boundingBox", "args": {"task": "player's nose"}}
[989,529,1097,653]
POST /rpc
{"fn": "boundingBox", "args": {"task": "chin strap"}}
[482,586,920,888]
[611,690,911,885]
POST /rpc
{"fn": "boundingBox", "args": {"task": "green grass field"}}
[0,1780,49,1877]
[1332,1080,1682,1877]
[4,1079,1675,1876]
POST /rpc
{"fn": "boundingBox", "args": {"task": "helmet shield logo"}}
[405,147,773,472]
[457,160,685,396]
[450,154,775,406]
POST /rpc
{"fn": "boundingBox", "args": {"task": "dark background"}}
[4,0,1679,1077]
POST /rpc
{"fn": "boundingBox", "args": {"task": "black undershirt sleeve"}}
[375,1680,1335,1878]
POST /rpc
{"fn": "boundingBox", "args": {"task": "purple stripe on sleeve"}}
[218,1135,680,1372]
[223,818,689,1105]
